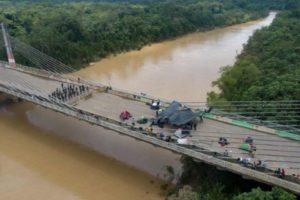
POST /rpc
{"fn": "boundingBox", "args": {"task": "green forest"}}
[208,5,300,127]
[210,7,300,101]
[0,0,291,68]
[0,0,299,199]
[166,157,297,200]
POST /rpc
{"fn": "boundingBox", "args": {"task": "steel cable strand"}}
[10,38,65,73]
[10,36,75,73]
[151,126,300,143]
[10,40,56,73]
[10,36,74,74]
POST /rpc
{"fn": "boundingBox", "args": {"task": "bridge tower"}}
[0,23,16,68]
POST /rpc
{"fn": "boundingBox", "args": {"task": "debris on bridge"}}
[119,110,132,121]
[218,137,229,146]
[239,143,251,152]
[154,101,199,127]
[1,60,300,193]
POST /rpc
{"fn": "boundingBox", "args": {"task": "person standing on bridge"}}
[280,168,285,178]
[274,168,281,177]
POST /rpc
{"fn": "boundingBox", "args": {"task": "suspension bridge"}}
[1,23,300,194]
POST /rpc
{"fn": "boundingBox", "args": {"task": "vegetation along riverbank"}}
[170,2,300,200]
[165,157,297,200]
[0,0,299,199]
[0,0,291,69]
[208,3,300,128]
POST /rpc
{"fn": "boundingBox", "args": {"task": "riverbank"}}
[208,7,300,130]
[0,1,283,68]
[85,12,268,67]
[0,10,281,200]
[77,12,276,102]
[167,7,300,200]
[166,157,296,200]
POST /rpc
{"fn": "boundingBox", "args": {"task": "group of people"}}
[275,168,285,178]
[49,83,89,102]
[253,160,267,169]
[237,157,288,179]
[219,137,229,146]
[237,157,267,170]
[237,157,252,167]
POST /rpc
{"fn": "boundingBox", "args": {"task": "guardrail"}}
[0,61,105,90]
[0,83,300,194]
[2,61,300,142]
[0,61,172,105]
[3,60,300,142]
[204,113,300,141]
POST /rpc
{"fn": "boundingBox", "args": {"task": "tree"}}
[209,7,300,126]
[233,187,296,200]
[0,0,280,67]
[167,185,199,200]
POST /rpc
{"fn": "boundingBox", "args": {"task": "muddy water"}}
[0,13,276,200]
[78,12,276,102]
[0,103,167,200]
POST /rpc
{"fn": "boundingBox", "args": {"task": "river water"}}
[78,12,276,102]
[0,13,275,200]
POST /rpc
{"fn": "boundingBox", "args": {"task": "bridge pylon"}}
[1,23,16,68]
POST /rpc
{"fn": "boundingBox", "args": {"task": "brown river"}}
[0,13,275,200]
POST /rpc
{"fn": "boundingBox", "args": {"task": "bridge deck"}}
[193,120,300,172]
[0,65,60,98]
[75,92,154,122]
[1,64,300,191]
[75,90,300,175]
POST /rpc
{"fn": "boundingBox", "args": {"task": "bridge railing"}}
[210,109,300,133]
[0,60,105,89]
[1,60,174,106]
[1,60,300,141]
[1,82,300,193]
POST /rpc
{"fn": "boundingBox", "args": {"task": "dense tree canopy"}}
[233,187,296,200]
[211,8,300,101]
[208,7,300,126]
[166,157,297,200]
[0,0,289,68]
[0,0,298,199]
